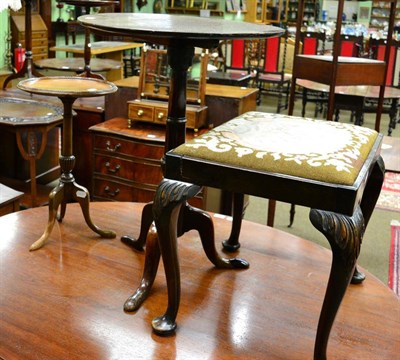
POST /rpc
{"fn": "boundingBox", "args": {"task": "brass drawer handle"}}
[104,186,120,197]
[157,112,164,120]
[137,109,144,117]
[105,162,121,174]
[105,140,121,152]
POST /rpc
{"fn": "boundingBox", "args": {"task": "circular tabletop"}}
[78,13,284,47]
[17,76,118,98]
[34,58,122,72]
[0,97,63,126]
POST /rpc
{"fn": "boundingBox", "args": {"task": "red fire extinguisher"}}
[14,43,26,72]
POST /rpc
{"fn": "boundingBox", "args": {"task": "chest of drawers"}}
[89,117,204,208]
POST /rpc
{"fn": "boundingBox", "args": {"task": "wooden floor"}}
[0,202,398,359]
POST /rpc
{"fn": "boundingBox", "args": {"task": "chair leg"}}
[222,192,245,252]
[309,205,364,360]
[310,156,384,358]
[301,88,306,117]
[388,99,399,136]
[288,203,296,227]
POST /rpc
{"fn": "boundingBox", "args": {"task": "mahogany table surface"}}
[50,41,143,56]
[34,58,122,72]
[0,202,398,359]
[297,78,400,99]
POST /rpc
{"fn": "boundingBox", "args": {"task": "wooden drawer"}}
[93,154,163,184]
[32,31,47,40]
[32,45,48,55]
[32,38,48,47]
[153,106,168,124]
[127,99,208,130]
[128,102,154,122]
[93,134,164,160]
[93,177,158,203]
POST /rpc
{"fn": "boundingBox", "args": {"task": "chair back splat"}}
[300,31,326,55]
[339,34,364,57]
[256,28,292,113]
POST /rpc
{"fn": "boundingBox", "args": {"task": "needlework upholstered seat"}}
[172,112,377,185]
[128,111,384,359]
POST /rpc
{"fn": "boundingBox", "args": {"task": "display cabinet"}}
[127,48,208,130]
[166,0,224,16]
[245,0,288,24]
[286,0,318,23]
[370,0,400,28]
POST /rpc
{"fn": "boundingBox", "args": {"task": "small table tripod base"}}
[17,76,118,251]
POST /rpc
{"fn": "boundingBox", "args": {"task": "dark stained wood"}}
[0,202,398,359]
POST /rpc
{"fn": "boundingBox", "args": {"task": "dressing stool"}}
[127,111,384,359]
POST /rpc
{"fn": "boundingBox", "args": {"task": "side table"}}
[0,97,64,208]
[0,183,24,216]
[17,76,118,251]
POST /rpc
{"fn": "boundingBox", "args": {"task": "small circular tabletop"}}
[0,97,63,126]
[17,76,118,98]
[34,58,122,72]
[78,13,284,47]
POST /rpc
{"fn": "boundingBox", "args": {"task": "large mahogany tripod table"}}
[79,13,283,328]
[17,76,118,251]
[0,202,398,359]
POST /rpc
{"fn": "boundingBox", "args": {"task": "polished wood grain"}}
[0,202,398,359]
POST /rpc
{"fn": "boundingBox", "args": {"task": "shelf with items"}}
[286,0,318,23]
[370,1,400,28]
[166,0,224,16]
[244,0,288,24]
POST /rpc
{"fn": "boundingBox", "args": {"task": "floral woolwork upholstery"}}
[172,111,378,186]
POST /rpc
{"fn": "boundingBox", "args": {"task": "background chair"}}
[339,34,364,57]
[256,30,292,113]
[363,37,400,135]
[300,30,326,56]
[299,31,327,117]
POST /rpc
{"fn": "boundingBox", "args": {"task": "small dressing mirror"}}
[138,47,207,105]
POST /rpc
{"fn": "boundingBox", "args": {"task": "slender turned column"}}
[164,42,194,152]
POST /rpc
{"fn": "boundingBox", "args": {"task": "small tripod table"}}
[17,76,118,251]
